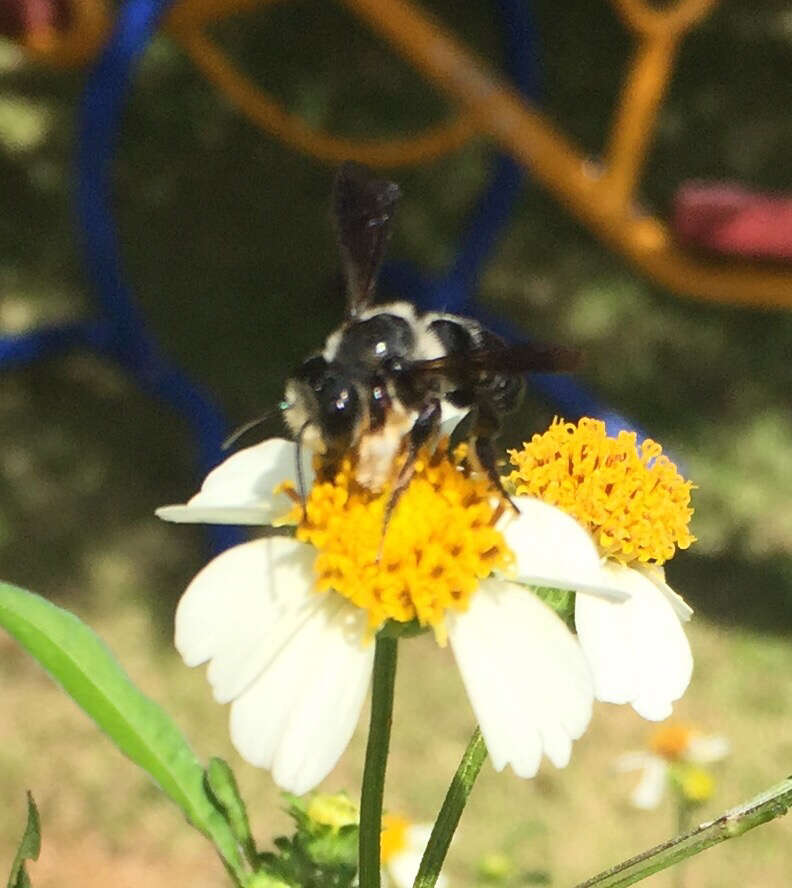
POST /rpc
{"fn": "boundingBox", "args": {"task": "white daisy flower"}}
[380,814,448,888]
[158,435,629,794]
[506,418,696,722]
[615,723,730,809]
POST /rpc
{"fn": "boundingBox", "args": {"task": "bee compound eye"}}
[295,355,328,391]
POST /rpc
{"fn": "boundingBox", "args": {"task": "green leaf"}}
[7,793,40,888]
[0,581,247,886]
[533,587,576,630]
[206,758,257,866]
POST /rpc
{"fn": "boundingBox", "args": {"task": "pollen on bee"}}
[353,405,413,491]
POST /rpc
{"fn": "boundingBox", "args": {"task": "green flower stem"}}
[413,726,488,888]
[574,776,792,888]
[358,634,399,888]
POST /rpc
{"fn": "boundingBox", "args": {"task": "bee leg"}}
[470,405,520,513]
[379,398,441,555]
[474,436,519,513]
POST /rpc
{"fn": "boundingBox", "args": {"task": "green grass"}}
[2,0,792,883]
[2,604,791,886]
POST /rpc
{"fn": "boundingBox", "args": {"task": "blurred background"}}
[1,0,792,885]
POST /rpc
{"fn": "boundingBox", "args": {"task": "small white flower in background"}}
[615,723,730,809]
[157,417,696,794]
[381,814,448,888]
[506,418,696,722]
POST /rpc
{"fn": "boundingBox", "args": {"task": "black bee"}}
[278,163,580,523]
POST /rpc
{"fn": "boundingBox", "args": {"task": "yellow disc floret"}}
[380,813,409,863]
[306,792,359,831]
[295,441,512,640]
[650,722,696,761]
[679,767,716,803]
[507,417,695,565]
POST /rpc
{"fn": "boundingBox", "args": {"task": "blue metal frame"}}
[77,0,243,552]
[0,0,641,558]
[0,0,243,553]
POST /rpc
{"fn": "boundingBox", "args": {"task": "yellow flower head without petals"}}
[679,767,716,803]
[650,722,697,761]
[306,793,359,831]
[293,440,513,641]
[380,813,410,863]
[507,417,695,565]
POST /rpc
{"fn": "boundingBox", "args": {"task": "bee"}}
[274,163,580,524]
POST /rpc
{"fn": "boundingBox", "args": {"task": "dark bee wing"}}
[408,342,582,376]
[333,162,401,318]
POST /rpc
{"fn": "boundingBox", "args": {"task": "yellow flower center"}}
[650,722,696,760]
[306,793,359,831]
[679,767,716,803]
[507,417,695,565]
[380,813,409,863]
[478,853,516,881]
[294,441,512,641]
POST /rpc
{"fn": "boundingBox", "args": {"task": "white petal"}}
[173,535,373,793]
[574,563,693,720]
[686,734,730,763]
[613,751,656,773]
[386,825,448,888]
[448,579,593,777]
[499,498,628,602]
[385,849,424,888]
[175,536,319,700]
[157,437,308,525]
[230,598,374,794]
[630,757,669,810]
[640,564,694,622]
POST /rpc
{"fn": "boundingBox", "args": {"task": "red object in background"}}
[673,181,792,262]
[0,0,72,40]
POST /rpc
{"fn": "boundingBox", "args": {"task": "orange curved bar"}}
[611,0,718,37]
[600,32,678,214]
[337,0,792,309]
[165,0,282,32]
[172,27,478,167]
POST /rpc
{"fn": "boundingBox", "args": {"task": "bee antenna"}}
[295,420,311,520]
[221,401,292,451]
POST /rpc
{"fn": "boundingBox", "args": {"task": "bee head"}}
[285,355,363,458]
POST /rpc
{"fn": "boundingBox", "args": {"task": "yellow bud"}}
[478,852,516,882]
[306,793,359,831]
[680,767,716,803]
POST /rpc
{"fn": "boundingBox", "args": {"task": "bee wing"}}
[333,162,401,318]
[409,342,583,376]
